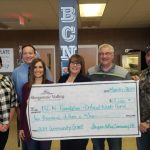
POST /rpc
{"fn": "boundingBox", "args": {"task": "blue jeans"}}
[136,130,150,150]
[92,138,122,150]
[27,139,51,150]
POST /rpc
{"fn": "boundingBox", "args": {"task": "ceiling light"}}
[79,3,106,17]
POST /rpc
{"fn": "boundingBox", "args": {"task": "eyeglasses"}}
[99,52,113,56]
[70,61,81,66]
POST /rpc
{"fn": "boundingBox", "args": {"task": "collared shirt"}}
[11,63,51,103]
[0,75,18,124]
[139,68,150,122]
[11,63,29,103]
[88,64,131,81]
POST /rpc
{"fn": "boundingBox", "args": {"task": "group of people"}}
[0,43,150,150]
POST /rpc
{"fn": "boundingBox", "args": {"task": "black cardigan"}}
[58,73,91,83]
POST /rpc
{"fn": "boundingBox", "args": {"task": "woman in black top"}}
[58,54,90,150]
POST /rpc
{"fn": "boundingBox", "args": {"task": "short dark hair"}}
[0,56,2,66]
[21,44,36,58]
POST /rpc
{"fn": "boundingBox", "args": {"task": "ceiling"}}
[0,0,150,30]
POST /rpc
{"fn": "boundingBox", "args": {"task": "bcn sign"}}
[59,0,78,74]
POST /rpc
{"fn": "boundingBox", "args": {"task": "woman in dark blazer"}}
[58,54,90,150]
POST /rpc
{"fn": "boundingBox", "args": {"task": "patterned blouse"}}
[0,75,18,124]
[139,68,150,122]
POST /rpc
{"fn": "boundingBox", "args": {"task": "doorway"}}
[34,45,56,82]
[78,45,98,73]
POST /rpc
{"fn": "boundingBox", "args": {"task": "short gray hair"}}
[99,44,114,53]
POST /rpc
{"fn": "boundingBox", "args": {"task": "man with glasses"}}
[87,43,131,150]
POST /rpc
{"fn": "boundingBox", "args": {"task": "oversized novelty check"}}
[27,80,140,140]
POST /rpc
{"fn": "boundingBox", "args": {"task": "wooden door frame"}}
[34,45,56,82]
[78,45,98,65]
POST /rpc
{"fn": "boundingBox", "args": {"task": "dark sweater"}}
[58,73,91,83]
[20,80,53,140]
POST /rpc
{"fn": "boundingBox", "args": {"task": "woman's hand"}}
[0,124,3,131]
[140,122,149,133]
[19,130,25,140]
[0,124,9,132]
[27,98,30,105]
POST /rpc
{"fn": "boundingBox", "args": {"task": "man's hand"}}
[131,75,139,81]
